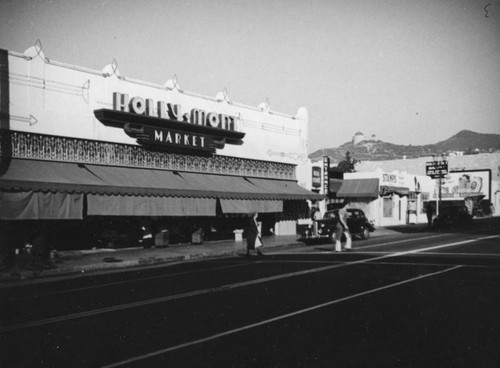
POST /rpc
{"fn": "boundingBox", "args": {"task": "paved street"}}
[1,218,500,367]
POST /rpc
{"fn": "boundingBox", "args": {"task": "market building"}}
[0,43,321,253]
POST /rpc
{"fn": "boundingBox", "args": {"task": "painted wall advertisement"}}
[432,170,491,200]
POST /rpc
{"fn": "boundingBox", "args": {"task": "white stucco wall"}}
[344,169,433,226]
[4,46,312,185]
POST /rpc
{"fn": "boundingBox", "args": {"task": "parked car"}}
[299,208,375,244]
[432,206,473,229]
[323,208,376,240]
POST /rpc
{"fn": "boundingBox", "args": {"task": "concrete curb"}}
[0,242,305,283]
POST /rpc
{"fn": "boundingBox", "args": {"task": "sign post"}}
[426,156,448,216]
[322,156,330,196]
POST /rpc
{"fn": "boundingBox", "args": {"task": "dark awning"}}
[220,199,283,214]
[380,185,410,197]
[336,178,380,199]
[0,158,321,201]
[87,195,216,216]
[329,178,343,193]
[0,191,84,220]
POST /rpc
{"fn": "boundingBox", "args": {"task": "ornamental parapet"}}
[0,130,296,180]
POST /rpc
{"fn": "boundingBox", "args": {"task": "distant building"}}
[352,131,378,146]
[353,132,365,145]
[333,169,432,226]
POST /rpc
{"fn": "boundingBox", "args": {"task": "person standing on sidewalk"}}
[246,212,264,257]
[426,203,434,229]
[140,219,154,248]
[335,202,352,252]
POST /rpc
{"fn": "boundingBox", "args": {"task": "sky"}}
[1,0,499,153]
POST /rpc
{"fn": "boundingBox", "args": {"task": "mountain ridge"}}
[308,130,500,162]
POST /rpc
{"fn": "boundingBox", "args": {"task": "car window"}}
[324,211,336,219]
[348,209,365,219]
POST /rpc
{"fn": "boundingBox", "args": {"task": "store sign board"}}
[114,92,238,131]
[426,161,448,178]
[322,156,330,195]
[94,92,245,154]
[312,166,321,188]
[125,124,213,152]
[381,172,406,187]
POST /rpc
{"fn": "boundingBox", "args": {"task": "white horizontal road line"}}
[354,251,500,258]
[101,265,462,368]
[354,234,449,250]
[303,251,394,255]
[281,235,450,253]
[3,235,498,333]
[365,261,500,269]
[6,262,252,300]
[411,251,500,257]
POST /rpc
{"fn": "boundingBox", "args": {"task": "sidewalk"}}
[0,235,305,284]
[0,226,409,284]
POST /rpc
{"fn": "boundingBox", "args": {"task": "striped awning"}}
[0,158,322,201]
[336,178,380,199]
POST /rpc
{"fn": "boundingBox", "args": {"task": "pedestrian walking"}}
[426,203,434,229]
[246,212,264,257]
[335,202,352,252]
[140,219,154,248]
[311,205,322,235]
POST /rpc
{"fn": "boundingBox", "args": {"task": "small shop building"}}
[327,168,432,227]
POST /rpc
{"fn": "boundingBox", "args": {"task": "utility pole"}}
[426,154,449,216]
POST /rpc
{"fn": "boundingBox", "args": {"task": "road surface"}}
[1,218,500,367]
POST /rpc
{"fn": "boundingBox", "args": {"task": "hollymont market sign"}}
[93,92,245,154]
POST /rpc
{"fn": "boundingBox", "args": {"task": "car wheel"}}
[361,227,370,240]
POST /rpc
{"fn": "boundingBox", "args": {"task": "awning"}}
[329,178,343,193]
[379,185,410,197]
[0,191,84,220]
[87,195,216,216]
[220,199,283,214]
[336,178,380,199]
[0,158,321,201]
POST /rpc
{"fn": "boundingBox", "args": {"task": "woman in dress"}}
[246,212,264,257]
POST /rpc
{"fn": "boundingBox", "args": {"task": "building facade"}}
[334,169,432,227]
[0,44,321,252]
[323,159,497,226]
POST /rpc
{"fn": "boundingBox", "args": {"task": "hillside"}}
[309,130,500,162]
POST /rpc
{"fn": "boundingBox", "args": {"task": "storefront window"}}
[420,193,430,214]
[383,197,393,218]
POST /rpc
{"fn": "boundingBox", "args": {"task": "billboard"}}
[432,170,491,201]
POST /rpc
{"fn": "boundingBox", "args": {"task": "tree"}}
[336,151,358,173]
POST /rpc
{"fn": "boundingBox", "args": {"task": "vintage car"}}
[432,205,473,229]
[300,208,375,244]
[324,208,375,240]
